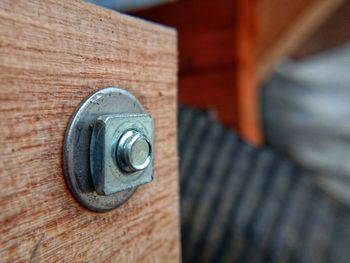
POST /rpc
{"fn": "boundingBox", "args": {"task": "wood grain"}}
[256,0,345,80]
[291,0,350,59]
[0,0,179,262]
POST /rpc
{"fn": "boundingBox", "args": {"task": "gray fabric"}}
[179,106,350,263]
[262,43,350,205]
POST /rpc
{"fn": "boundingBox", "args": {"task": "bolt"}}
[116,129,152,173]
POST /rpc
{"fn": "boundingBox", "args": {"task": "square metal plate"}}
[90,114,154,195]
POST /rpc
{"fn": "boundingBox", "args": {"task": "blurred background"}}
[89,1,350,262]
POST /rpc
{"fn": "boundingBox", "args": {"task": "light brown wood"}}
[257,0,345,81]
[0,0,179,262]
[291,0,350,59]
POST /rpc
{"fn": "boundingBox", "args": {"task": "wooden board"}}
[256,0,345,80]
[234,0,259,144]
[132,0,262,145]
[180,67,238,129]
[291,0,350,59]
[131,0,237,75]
[0,0,179,261]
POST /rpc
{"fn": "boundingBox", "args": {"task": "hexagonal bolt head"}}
[90,114,154,195]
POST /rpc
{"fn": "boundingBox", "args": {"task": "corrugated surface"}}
[178,106,350,263]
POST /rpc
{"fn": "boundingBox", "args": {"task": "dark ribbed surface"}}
[178,106,350,263]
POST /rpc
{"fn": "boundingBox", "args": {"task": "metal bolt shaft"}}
[116,129,151,173]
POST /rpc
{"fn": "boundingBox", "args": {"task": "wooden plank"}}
[257,0,345,80]
[131,0,237,75]
[235,0,261,144]
[132,0,263,144]
[291,0,350,59]
[0,0,179,262]
[179,68,238,129]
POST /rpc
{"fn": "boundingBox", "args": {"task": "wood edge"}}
[257,0,346,82]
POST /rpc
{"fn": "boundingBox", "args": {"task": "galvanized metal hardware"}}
[63,87,154,212]
[90,114,153,196]
[116,129,152,173]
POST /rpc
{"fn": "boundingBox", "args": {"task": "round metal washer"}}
[63,87,144,212]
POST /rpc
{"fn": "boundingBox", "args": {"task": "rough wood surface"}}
[0,0,179,262]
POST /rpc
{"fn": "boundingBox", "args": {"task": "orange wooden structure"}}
[133,0,344,145]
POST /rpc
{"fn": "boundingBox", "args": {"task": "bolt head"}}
[117,130,152,173]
